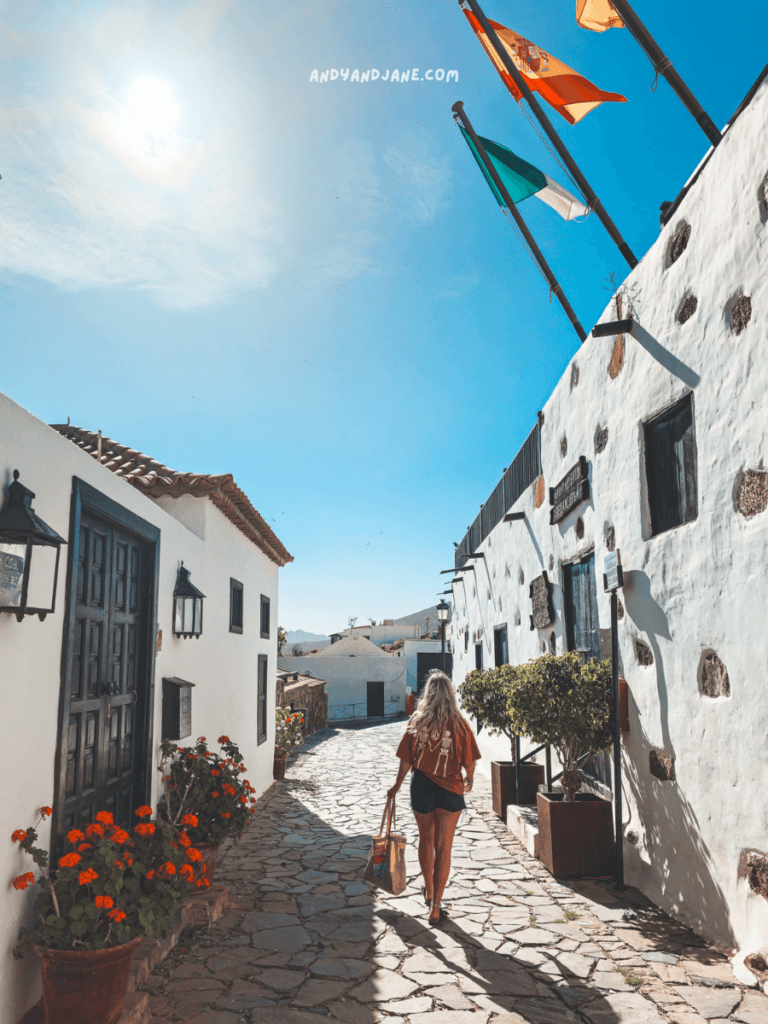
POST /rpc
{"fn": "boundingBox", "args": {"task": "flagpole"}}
[462,0,638,270]
[453,101,587,344]
[606,0,721,148]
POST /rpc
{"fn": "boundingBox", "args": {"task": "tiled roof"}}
[50,424,293,567]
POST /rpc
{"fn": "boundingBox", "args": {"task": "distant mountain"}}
[393,604,452,630]
[285,629,330,644]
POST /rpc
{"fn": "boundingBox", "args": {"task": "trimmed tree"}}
[459,665,519,759]
[507,652,612,801]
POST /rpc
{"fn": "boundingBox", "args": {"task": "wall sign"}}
[603,550,624,591]
[550,456,589,525]
[529,571,554,630]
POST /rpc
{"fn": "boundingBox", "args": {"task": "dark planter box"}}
[536,791,614,877]
[491,761,546,818]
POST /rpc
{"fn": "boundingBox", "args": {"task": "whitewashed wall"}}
[452,78,768,954]
[277,653,407,716]
[0,391,280,1022]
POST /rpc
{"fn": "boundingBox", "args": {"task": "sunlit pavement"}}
[146,721,763,1024]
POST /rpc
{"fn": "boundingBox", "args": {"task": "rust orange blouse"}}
[396,717,482,795]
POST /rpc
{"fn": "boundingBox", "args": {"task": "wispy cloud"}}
[0,1,282,309]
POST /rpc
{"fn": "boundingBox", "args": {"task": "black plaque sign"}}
[550,455,589,525]
[529,571,554,630]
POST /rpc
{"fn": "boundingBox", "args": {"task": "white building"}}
[451,72,768,956]
[0,396,291,1023]
[278,632,407,722]
[342,622,421,645]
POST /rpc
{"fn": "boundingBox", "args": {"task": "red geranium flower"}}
[59,852,81,868]
[196,876,211,888]
[13,872,35,890]
[95,811,114,826]
[67,829,85,844]
[186,848,203,862]
[178,832,191,847]
[221,812,231,819]
[110,828,130,845]
[107,908,126,922]
[180,814,198,828]
[94,894,113,909]
[146,870,155,880]
[134,823,155,837]
[40,806,53,818]
[210,791,219,799]
[160,862,176,876]
[218,735,230,743]
[77,842,92,851]
[180,863,194,880]
[85,823,104,838]
[11,830,27,843]
[134,806,153,818]
[79,868,98,886]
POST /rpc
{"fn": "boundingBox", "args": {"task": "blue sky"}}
[2,0,766,634]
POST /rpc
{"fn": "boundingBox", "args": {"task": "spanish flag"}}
[576,0,625,32]
[463,7,626,124]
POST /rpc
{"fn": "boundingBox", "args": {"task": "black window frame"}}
[260,594,270,639]
[475,642,483,670]
[257,654,268,744]
[229,578,244,634]
[464,628,469,652]
[494,625,509,667]
[644,392,698,537]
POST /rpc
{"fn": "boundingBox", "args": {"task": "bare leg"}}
[413,810,436,902]
[429,808,461,921]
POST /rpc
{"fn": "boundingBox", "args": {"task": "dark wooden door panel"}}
[57,505,153,846]
[366,681,385,718]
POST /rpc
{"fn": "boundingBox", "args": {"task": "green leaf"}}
[70,920,88,936]
[69,905,84,920]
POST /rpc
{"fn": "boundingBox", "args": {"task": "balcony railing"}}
[328,699,401,722]
[456,421,541,567]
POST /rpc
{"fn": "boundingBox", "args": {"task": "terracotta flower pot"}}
[491,761,546,818]
[190,841,220,882]
[36,935,141,1024]
[273,754,287,780]
[536,791,615,877]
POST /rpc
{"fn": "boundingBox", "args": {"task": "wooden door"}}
[56,496,156,849]
[366,681,385,718]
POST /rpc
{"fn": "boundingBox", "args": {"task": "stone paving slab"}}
[144,722,766,1024]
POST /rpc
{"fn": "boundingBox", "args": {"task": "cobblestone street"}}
[146,722,767,1024]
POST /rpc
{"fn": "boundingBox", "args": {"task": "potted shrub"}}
[507,652,614,877]
[11,804,208,1024]
[158,734,257,880]
[274,707,305,779]
[459,666,544,819]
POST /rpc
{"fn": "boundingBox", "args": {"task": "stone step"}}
[505,802,540,858]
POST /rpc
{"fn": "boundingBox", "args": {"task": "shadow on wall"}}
[622,717,735,949]
[622,569,674,754]
[630,323,701,388]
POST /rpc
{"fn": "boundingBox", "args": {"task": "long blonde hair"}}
[407,670,464,738]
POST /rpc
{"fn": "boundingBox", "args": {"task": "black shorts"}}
[410,769,466,814]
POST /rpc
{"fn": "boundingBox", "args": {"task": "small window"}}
[260,594,270,638]
[230,579,243,634]
[475,642,483,670]
[644,394,698,536]
[494,625,508,667]
[257,654,268,744]
[464,629,469,652]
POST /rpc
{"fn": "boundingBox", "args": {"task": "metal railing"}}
[456,421,541,567]
[328,700,401,722]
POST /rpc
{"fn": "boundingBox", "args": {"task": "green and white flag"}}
[459,126,587,221]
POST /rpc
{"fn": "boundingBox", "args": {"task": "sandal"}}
[428,901,449,926]
[422,885,433,907]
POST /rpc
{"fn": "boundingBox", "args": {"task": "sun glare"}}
[126,77,179,139]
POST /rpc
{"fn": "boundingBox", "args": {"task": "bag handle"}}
[379,794,397,837]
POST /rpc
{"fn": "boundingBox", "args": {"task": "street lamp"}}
[173,564,205,639]
[0,470,66,622]
[437,599,449,673]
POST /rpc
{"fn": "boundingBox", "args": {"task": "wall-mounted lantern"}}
[0,470,67,622]
[173,564,205,639]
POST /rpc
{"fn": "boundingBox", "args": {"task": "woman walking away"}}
[387,669,481,926]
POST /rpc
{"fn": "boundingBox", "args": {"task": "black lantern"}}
[0,470,67,622]
[173,563,205,639]
[436,599,449,623]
